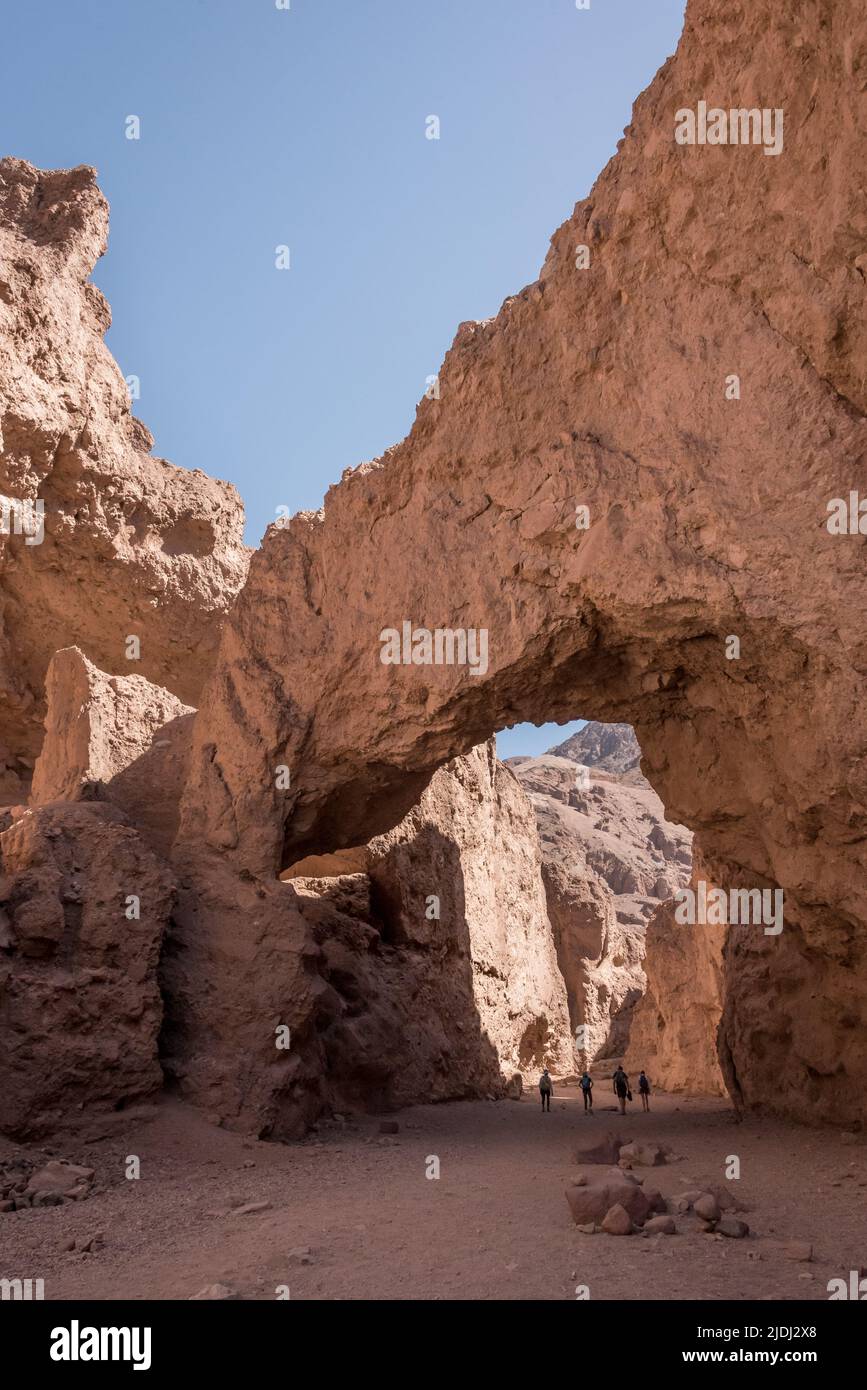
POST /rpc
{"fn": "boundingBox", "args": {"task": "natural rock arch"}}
[171,0,867,1129]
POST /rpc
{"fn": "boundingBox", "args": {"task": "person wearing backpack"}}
[539,1068,553,1112]
[613,1065,630,1115]
[580,1070,594,1113]
[638,1070,651,1112]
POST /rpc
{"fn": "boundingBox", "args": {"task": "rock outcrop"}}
[508,725,691,1060]
[4,0,867,1137]
[174,0,867,1127]
[31,647,194,857]
[162,742,573,1135]
[0,801,173,1138]
[625,894,726,1097]
[0,158,248,803]
[548,720,645,783]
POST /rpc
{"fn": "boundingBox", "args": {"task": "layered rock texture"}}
[0,158,248,803]
[175,0,867,1128]
[0,801,173,1138]
[4,0,867,1137]
[286,744,573,1118]
[163,742,573,1135]
[509,722,692,1060]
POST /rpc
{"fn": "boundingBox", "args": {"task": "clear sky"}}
[1,0,685,758]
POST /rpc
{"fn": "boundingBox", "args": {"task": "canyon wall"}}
[164,741,574,1135]
[510,724,692,1061]
[0,158,249,804]
[174,0,867,1126]
[4,0,867,1137]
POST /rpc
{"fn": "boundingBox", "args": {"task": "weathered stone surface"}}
[601,1202,634,1236]
[0,801,173,1138]
[619,1141,666,1168]
[512,730,691,1060]
[565,1169,654,1227]
[175,0,867,1125]
[163,744,573,1135]
[0,158,248,803]
[573,1131,627,1166]
[625,888,727,1097]
[30,647,194,857]
[644,1214,676,1235]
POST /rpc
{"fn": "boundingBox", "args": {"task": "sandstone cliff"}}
[509,723,692,1060]
[174,0,867,1127]
[0,158,249,804]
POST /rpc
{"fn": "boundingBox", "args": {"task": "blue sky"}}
[1,0,685,757]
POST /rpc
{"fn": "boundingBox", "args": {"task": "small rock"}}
[717,1217,750,1239]
[575,1223,596,1234]
[643,1215,676,1235]
[26,1160,94,1200]
[190,1284,239,1300]
[694,1193,721,1223]
[230,1201,271,1217]
[784,1241,812,1262]
[288,1246,315,1265]
[601,1203,633,1236]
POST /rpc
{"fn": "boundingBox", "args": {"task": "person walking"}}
[613,1065,630,1115]
[580,1070,594,1112]
[638,1070,651,1112]
[539,1068,553,1112]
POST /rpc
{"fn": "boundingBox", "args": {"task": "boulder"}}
[643,1215,676,1235]
[619,1141,667,1167]
[694,1193,722,1223]
[601,1203,634,1236]
[573,1131,626,1166]
[565,1168,654,1226]
[717,1218,750,1239]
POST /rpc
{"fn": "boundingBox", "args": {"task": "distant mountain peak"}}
[548,721,642,777]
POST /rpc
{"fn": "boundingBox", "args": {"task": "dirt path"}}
[2,1086,864,1301]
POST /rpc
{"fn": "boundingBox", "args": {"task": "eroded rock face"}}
[0,802,173,1137]
[30,647,194,857]
[0,158,248,802]
[625,894,726,1098]
[509,726,691,1060]
[163,743,572,1135]
[365,743,574,1087]
[175,0,867,1125]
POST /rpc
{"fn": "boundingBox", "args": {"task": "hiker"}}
[638,1070,651,1112]
[539,1068,553,1112]
[580,1070,594,1112]
[613,1065,630,1115]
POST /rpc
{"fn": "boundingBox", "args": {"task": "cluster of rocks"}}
[565,1131,750,1239]
[0,1157,94,1212]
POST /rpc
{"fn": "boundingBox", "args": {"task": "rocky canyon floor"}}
[2,1087,863,1303]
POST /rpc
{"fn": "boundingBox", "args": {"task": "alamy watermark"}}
[674,880,783,935]
[0,494,44,546]
[379,622,488,676]
[675,101,783,157]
